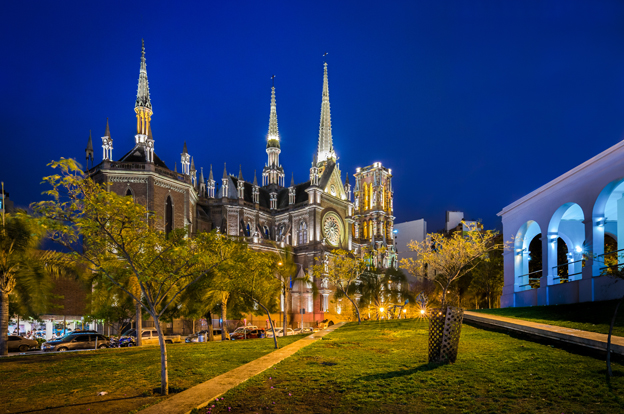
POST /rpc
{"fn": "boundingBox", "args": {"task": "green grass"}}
[471,299,624,337]
[202,319,624,414]
[0,336,303,414]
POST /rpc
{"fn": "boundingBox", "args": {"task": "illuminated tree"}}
[401,222,508,308]
[312,249,366,324]
[32,159,237,395]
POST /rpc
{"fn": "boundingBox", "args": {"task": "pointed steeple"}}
[101,119,113,161]
[104,118,111,138]
[86,130,93,152]
[190,156,195,172]
[238,165,244,181]
[135,39,152,110]
[147,124,153,140]
[290,172,295,187]
[223,163,228,179]
[199,166,205,182]
[209,164,214,181]
[183,141,188,154]
[267,86,280,148]
[86,130,94,168]
[174,162,177,172]
[345,172,350,185]
[134,39,153,137]
[253,170,258,186]
[317,62,335,164]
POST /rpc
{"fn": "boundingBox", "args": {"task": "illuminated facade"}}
[85,42,395,327]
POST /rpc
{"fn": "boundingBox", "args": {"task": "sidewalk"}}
[464,311,624,355]
[141,323,345,414]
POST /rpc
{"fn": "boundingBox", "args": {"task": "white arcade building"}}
[499,139,624,308]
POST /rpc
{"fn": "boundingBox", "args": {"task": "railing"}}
[551,259,584,283]
[155,166,187,182]
[109,162,146,171]
[518,270,542,289]
[595,248,624,275]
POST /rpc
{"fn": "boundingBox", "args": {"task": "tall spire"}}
[263,82,285,187]
[209,164,214,181]
[267,86,280,149]
[290,172,295,187]
[104,118,111,138]
[134,39,153,137]
[253,170,258,186]
[317,62,335,164]
[86,130,94,168]
[223,163,228,179]
[238,164,244,181]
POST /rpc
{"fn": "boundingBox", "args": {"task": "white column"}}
[45,320,53,340]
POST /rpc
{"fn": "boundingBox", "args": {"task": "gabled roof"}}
[118,145,169,169]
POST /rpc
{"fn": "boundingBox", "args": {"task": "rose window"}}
[322,212,343,247]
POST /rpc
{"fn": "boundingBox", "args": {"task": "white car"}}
[267,328,295,337]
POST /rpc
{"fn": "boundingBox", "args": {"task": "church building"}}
[85,42,397,328]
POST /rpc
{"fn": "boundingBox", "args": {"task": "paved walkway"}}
[464,311,624,355]
[141,323,345,414]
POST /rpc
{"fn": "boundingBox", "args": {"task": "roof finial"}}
[253,170,258,186]
[209,164,214,181]
[345,172,349,185]
[174,162,177,173]
[183,141,188,154]
[104,117,111,137]
[190,156,195,172]
[199,167,205,182]
[290,172,295,187]
[223,163,227,179]
[238,164,244,181]
[86,130,93,151]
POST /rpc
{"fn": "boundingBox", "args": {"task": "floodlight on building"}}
[420,309,425,315]
[575,246,583,253]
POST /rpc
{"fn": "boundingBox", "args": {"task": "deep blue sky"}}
[2,1,624,232]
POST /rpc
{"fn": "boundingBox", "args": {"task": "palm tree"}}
[0,213,73,355]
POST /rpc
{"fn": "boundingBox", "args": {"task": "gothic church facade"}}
[85,42,396,326]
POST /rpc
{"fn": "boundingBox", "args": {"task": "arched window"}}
[246,223,251,237]
[165,196,173,235]
[126,188,134,200]
[369,183,374,209]
[299,221,308,244]
[263,225,269,239]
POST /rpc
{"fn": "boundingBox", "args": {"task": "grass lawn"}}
[201,319,624,414]
[471,299,624,337]
[0,335,303,414]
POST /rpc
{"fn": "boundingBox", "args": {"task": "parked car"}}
[41,333,111,352]
[268,328,295,337]
[185,329,222,343]
[230,328,265,340]
[120,329,183,345]
[293,327,314,334]
[7,335,39,352]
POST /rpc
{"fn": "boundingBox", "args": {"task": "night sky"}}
[2,1,624,232]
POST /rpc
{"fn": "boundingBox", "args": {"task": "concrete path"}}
[464,311,624,355]
[141,323,345,414]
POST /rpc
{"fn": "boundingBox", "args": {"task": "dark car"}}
[230,328,265,340]
[41,333,111,352]
[7,335,38,352]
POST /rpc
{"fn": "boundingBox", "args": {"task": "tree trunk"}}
[207,311,214,341]
[257,301,279,349]
[283,283,288,336]
[343,291,361,324]
[0,290,8,355]
[152,315,169,395]
[607,294,624,377]
[135,301,142,346]
[221,292,230,340]
[192,319,195,335]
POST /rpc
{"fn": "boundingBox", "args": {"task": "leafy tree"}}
[32,159,237,395]
[357,267,413,320]
[468,242,504,309]
[401,222,508,308]
[312,249,366,324]
[0,213,71,355]
[228,248,282,348]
